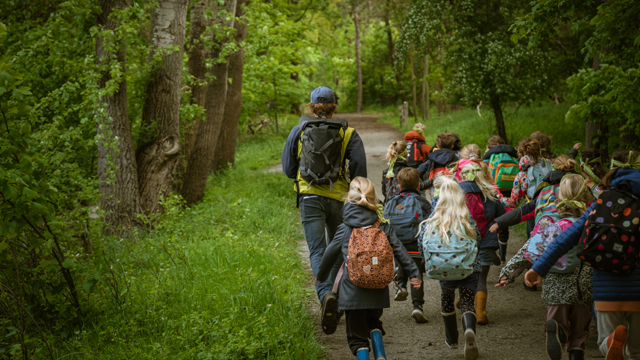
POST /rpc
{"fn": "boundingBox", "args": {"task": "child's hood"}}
[404,131,426,142]
[342,202,380,228]
[611,169,640,196]
[427,148,458,166]
[459,180,481,194]
[482,144,517,160]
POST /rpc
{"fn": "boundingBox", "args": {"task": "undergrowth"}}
[50,134,323,360]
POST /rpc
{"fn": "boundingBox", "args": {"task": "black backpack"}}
[406,139,427,167]
[298,116,348,190]
[576,181,640,274]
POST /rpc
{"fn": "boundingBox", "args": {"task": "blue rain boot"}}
[356,347,370,360]
[370,329,387,360]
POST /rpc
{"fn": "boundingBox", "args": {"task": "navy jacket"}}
[459,181,506,249]
[532,169,640,302]
[317,202,419,310]
[417,148,459,189]
[281,119,367,181]
[482,144,517,161]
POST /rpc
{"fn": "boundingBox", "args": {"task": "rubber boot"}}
[462,312,479,360]
[605,325,627,360]
[370,329,387,360]
[568,349,585,360]
[475,291,488,325]
[356,348,370,360]
[442,311,459,349]
[546,319,567,360]
[498,240,508,264]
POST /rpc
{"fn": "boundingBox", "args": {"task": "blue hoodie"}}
[532,168,640,302]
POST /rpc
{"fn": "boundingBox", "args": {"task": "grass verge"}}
[376,103,585,156]
[55,134,323,359]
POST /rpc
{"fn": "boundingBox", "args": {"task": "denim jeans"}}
[300,195,344,300]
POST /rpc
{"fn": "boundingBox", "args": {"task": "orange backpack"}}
[347,220,394,289]
[428,166,451,180]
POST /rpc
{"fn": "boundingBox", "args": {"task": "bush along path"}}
[301,113,601,359]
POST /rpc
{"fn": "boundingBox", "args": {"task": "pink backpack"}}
[465,193,488,237]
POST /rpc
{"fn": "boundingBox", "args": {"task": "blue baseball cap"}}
[310,86,338,104]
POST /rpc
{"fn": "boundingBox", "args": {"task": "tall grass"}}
[376,103,585,155]
[53,134,323,360]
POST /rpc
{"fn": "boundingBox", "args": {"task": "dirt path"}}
[298,113,600,359]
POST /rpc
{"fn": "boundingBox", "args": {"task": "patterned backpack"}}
[347,220,395,289]
[527,159,552,198]
[525,215,579,274]
[577,182,640,274]
[422,224,478,281]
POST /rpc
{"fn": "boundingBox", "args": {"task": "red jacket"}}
[404,131,431,158]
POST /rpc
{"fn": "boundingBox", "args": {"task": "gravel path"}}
[298,113,600,359]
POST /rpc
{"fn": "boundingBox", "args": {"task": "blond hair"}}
[345,177,378,212]
[412,123,426,134]
[460,161,498,201]
[459,144,481,160]
[553,155,577,172]
[558,174,594,218]
[386,141,407,162]
[423,176,476,245]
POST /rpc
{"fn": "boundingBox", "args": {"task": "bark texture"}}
[423,53,429,121]
[136,0,189,214]
[181,0,237,205]
[96,0,139,234]
[181,0,210,174]
[409,50,418,123]
[490,94,507,143]
[211,0,249,173]
[353,4,363,113]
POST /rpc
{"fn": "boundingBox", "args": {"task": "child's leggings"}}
[345,309,384,355]
[546,305,591,350]
[441,287,475,314]
[597,310,640,359]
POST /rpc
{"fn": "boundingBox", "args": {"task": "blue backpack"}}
[526,159,552,198]
[421,223,478,281]
[383,193,425,244]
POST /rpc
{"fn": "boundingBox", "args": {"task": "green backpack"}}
[487,153,519,191]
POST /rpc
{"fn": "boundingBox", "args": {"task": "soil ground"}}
[293,113,601,359]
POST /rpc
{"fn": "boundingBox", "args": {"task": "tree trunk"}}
[353,4,363,113]
[384,0,404,104]
[181,0,237,205]
[95,0,139,234]
[180,0,210,176]
[136,0,188,214]
[423,53,429,121]
[211,0,248,173]
[409,50,419,123]
[490,94,507,142]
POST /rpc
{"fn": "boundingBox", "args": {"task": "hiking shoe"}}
[412,306,428,323]
[524,280,538,291]
[605,325,627,360]
[546,319,567,360]
[493,251,501,266]
[321,292,339,335]
[394,287,408,301]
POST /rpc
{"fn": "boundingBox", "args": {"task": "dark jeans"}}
[300,195,344,300]
[346,309,384,355]
[394,242,425,307]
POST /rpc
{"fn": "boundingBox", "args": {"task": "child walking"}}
[526,150,640,360]
[495,174,595,360]
[404,123,432,168]
[421,175,481,360]
[381,141,409,203]
[317,177,421,360]
[455,159,506,325]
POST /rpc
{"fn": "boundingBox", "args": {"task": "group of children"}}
[318,122,639,360]
[283,87,637,360]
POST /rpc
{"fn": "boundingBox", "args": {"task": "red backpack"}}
[347,220,395,289]
[464,193,489,237]
[406,139,427,167]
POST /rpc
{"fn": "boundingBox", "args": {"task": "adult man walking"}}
[281,86,367,335]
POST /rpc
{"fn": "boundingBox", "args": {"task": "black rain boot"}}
[442,312,458,349]
[568,349,585,360]
[462,312,479,360]
[546,319,567,360]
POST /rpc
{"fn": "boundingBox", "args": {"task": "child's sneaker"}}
[605,325,627,360]
[546,319,567,360]
[394,287,408,301]
[411,305,428,323]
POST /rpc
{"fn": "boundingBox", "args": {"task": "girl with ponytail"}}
[317,177,421,360]
[382,141,408,203]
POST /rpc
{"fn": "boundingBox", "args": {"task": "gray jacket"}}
[317,202,420,311]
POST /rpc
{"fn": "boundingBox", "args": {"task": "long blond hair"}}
[459,144,481,160]
[459,161,498,202]
[423,176,476,245]
[345,177,378,211]
[557,174,594,218]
